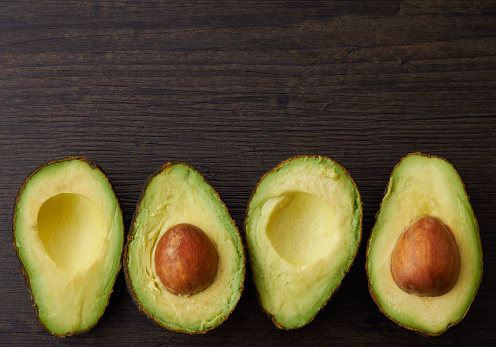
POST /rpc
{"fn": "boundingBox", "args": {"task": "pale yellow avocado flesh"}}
[13,158,123,336]
[245,156,362,329]
[367,154,483,335]
[125,163,244,333]
[37,193,106,272]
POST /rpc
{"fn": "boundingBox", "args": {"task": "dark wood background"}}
[1,0,495,345]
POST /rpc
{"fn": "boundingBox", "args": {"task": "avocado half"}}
[13,157,124,337]
[124,162,245,334]
[366,153,483,336]
[245,155,362,329]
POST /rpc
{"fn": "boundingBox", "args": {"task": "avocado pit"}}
[154,223,218,296]
[390,215,460,297]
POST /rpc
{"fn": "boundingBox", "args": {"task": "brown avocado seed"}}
[154,223,218,296]
[390,216,460,297]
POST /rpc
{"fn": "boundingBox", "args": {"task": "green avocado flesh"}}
[245,156,362,329]
[366,153,483,335]
[13,158,124,337]
[124,162,245,334]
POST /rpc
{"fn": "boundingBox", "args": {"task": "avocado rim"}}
[12,156,124,338]
[244,154,363,330]
[123,161,246,334]
[365,152,483,336]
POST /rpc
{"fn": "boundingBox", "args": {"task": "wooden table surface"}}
[1,1,495,345]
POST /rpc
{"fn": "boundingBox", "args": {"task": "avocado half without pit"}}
[366,153,483,336]
[13,157,124,337]
[124,162,245,334]
[245,155,362,329]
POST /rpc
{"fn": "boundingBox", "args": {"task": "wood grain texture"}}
[1,0,495,345]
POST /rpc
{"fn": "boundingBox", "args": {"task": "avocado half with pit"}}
[245,155,362,329]
[13,157,124,337]
[366,153,483,336]
[124,162,245,334]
